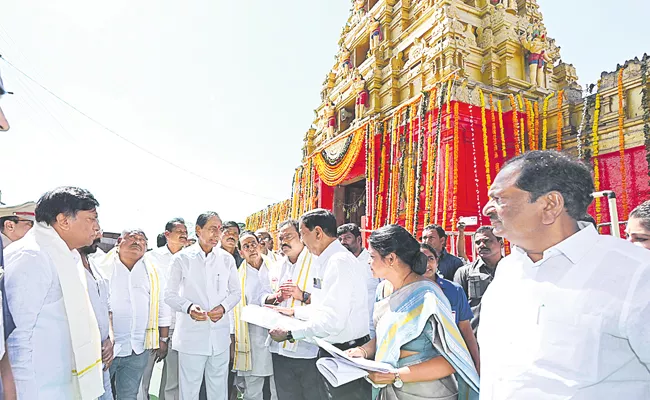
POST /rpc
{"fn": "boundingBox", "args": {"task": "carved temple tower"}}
[248,0,650,254]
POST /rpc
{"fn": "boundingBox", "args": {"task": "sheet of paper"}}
[241,305,308,330]
[316,357,369,387]
[314,338,396,373]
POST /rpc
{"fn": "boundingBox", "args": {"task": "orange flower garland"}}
[405,105,416,231]
[497,98,506,159]
[389,114,401,224]
[424,131,434,227]
[533,102,540,151]
[451,102,460,231]
[556,90,565,150]
[479,89,492,188]
[313,126,366,186]
[592,82,602,225]
[489,94,500,173]
[542,92,555,150]
[526,99,534,150]
[509,95,521,155]
[617,68,629,219]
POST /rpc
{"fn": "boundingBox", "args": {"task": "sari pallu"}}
[374,280,480,400]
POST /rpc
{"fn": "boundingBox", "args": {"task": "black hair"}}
[0,216,18,233]
[278,219,299,233]
[239,230,259,242]
[629,200,650,231]
[368,224,427,275]
[165,217,186,233]
[300,208,337,238]
[337,223,361,238]
[35,186,99,226]
[475,225,503,243]
[157,233,167,248]
[221,221,241,234]
[196,211,220,228]
[422,224,447,239]
[505,150,594,221]
[419,242,440,261]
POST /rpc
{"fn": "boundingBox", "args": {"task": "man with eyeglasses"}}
[0,202,36,249]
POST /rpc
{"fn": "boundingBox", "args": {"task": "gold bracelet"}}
[359,346,368,359]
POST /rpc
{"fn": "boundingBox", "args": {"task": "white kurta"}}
[236,262,275,377]
[165,244,241,356]
[4,231,76,399]
[293,240,369,344]
[108,257,172,357]
[479,224,650,399]
[267,248,319,359]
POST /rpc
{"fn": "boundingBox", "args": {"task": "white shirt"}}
[357,248,379,338]
[109,257,172,357]
[165,244,241,356]
[4,231,76,399]
[146,245,177,329]
[236,261,275,377]
[479,224,650,399]
[268,247,320,359]
[294,240,369,344]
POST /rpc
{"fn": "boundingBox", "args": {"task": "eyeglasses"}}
[241,242,259,251]
[17,219,34,227]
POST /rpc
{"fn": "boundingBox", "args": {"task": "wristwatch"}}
[160,337,170,344]
[286,331,295,343]
[393,372,404,388]
[302,291,311,303]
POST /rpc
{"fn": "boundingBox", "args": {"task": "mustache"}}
[281,244,291,250]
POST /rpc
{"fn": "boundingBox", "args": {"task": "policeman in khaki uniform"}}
[0,202,36,249]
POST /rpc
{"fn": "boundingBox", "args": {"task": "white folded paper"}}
[240,305,307,330]
[314,338,396,387]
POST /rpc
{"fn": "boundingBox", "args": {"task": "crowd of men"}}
[0,150,648,400]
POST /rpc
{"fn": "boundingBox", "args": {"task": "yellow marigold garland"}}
[592,83,602,225]
[542,92,554,150]
[509,95,521,155]
[424,130,434,227]
[526,99,534,150]
[556,90,565,150]
[313,126,366,186]
[498,98,506,159]
[479,89,492,188]
[617,68,629,220]
[489,94,500,173]
[517,94,526,153]
[533,102,540,151]
[375,122,388,229]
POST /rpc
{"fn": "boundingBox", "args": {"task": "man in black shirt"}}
[421,224,465,280]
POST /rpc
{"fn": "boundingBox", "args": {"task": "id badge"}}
[313,278,322,289]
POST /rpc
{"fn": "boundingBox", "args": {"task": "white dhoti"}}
[178,349,229,400]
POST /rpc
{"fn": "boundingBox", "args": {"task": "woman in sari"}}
[346,225,479,399]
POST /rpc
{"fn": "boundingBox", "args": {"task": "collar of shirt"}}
[512,221,596,268]
[318,239,346,267]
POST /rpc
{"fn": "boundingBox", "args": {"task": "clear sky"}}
[0,0,648,240]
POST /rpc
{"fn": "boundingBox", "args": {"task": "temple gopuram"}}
[246,0,650,256]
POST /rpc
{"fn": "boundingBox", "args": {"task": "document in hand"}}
[314,338,396,387]
[240,305,308,330]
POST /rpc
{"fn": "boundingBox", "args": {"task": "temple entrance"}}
[333,178,366,227]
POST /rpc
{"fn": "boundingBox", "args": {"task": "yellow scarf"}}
[143,257,161,350]
[233,259,254,371]
[282,251,313,351]
[98,248,161,350]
